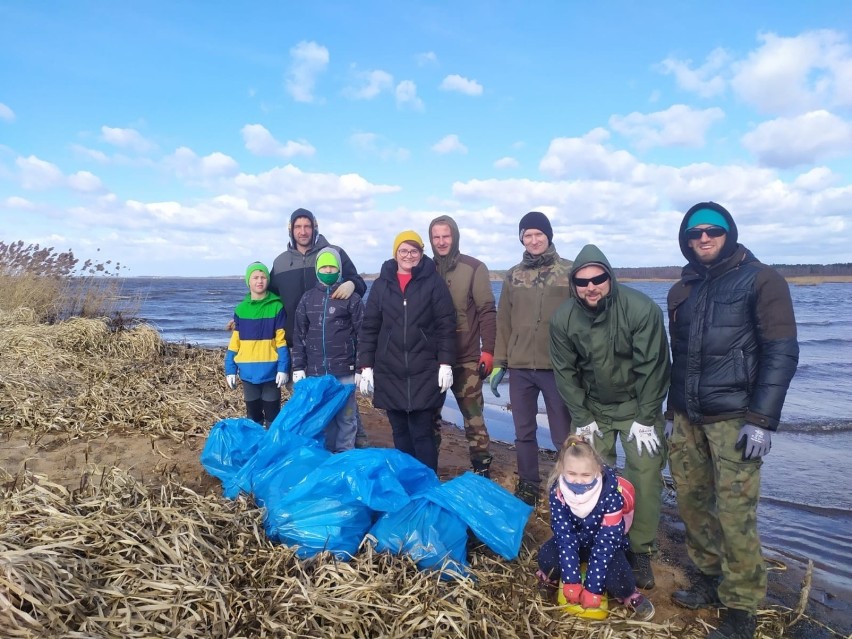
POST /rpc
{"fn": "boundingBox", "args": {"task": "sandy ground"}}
[2,403,848,638]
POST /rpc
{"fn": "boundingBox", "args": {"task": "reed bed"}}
[0,311,242,443]
[0,312,836,638]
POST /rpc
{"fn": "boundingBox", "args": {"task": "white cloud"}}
[344,69,394,100]
[0,103,15,122]
[793,167,837,192]
[70,144,110,163]
[658,47,729,98]
[67,170,104,193]
[286,41,329,103]
[395,80,424,111]
[440,74,483,96]
[741,110,852,168]
[349,132,410,162]
[416,51,437,66]
[16,155,65,190]
[432,134,468,154]
[100,126,156,153]
[731,30,852,114]
[241,124,315,159]
[3,196,35,209]
[539,128,639,180]
[494,156,519,169]
[164,146,240,180]
[609,104,725,150]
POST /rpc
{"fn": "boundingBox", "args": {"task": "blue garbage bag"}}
[252,443,331,509]
[425,472,532,560]
[370,496,469,577]
[200,418,266,485]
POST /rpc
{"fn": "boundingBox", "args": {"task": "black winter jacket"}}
[667,202,799,430]
[358,256,456,412]
[269,233,366,344]
[292,281,364,377]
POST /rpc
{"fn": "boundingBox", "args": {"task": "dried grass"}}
[0,312,841,638]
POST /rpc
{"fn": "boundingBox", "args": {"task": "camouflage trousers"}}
[433,361,491,463]
[592,415,666,555]
[668,412,765,612]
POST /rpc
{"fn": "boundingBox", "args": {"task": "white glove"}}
[628,421,661,456]
[664,419,674,440]
[226,374,237,389]
[292,370,306,384]
[359,368,374,395]
[331,280,355,299]
[438,364,453,393]
[354,372,362,387]
[575,421,602,444]
[275,371,289,388]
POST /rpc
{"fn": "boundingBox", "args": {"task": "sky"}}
[2,1,852,277]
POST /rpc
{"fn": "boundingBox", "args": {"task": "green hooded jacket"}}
[549,244,670,427]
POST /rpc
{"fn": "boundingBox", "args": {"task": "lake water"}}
[119,276,852,606]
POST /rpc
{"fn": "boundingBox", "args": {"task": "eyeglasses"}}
[685,225,727,241]
[573,272,610,287]
[397,248,421,257]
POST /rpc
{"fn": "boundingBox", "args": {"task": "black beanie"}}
[518,211,553,244]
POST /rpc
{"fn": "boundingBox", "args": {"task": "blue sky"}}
[2,1,851,276]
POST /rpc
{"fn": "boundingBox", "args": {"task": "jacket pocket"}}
[710,290,748,327]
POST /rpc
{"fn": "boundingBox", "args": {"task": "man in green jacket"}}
[429,215,497,478]
[549,244,670,590]
[491,211,573,505]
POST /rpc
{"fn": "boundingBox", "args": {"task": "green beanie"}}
[687,208,730,231]
[245,261,270,287]
[316,251,340,272]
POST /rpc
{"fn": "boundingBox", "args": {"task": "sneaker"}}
[514,480,539,507]
[671,573,723,610]
[627,551,656,589]
[472,455,493,479]
[707,608,757,639]
[623,591,655,621]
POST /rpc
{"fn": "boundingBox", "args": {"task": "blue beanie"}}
[687,208,730,231]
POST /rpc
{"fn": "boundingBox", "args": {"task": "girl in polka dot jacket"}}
[537,435,654,620]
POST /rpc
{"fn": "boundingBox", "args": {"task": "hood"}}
[678,201,739,268]
[429,215,460,278]
[315,246,342,284]
[569,244,616,305]
[288,208,318,250]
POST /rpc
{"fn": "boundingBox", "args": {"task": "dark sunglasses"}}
[573,272,610,287]
[685,225,727,241]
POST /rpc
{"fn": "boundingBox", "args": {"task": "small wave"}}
[799,337,851,346]
[777,418,852,434]
[761,495,852,517]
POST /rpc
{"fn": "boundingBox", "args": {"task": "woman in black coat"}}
[358,230,456,471]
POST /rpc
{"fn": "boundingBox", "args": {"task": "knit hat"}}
[245,261,270,286]
[392,230,425,256]
[518,211,553,244]
[316,250,340,272]
[686,208,730,231]
[315,247,342,285]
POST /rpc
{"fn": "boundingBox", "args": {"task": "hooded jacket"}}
[357,255,456,412]
[292,247,364,377]
[225,291,290,384]
[494,244,572,370]
[549,245,670,427]
[667,202,799,429]
[428,215,497,364]
[269,209,367,345]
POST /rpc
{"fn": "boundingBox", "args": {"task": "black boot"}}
[472,455,493,479]
[707,607,756,639]
[671,572,723,609]
[627,550,656,589]
[514,479,539,507]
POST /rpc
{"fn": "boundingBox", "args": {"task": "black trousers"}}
[386,409,438,471]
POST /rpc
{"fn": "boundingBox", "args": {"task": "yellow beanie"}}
[392,230,424,257]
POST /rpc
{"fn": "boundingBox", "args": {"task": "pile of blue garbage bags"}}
[201,375,533,577]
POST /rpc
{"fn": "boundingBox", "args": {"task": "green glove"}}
[489,367,505,397]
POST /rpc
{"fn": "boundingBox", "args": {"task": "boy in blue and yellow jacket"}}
[225,262,290,426]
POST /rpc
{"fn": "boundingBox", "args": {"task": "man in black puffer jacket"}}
[666,201,799,639]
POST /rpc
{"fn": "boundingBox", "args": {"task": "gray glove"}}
[735,423,771,460]
[664,419,674,440]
